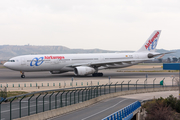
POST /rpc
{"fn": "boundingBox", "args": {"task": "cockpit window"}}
[7,60,15,62]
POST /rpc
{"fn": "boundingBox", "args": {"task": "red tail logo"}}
[145,31,159,49]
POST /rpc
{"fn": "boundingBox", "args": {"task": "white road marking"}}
[81,98,127,120]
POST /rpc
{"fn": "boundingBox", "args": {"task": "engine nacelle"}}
[50,71,67,74]
[74,66,95,76]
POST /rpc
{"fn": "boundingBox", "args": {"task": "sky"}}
[0,0,180,51]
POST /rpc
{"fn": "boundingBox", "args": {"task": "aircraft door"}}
[134,54,139,59]
[21,57,26,65]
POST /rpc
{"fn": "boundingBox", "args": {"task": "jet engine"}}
[74,66,95,76]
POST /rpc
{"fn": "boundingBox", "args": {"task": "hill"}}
[0,45,179,60]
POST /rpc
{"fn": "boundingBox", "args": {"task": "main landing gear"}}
[92,73,103,77]
[20,71,25,78]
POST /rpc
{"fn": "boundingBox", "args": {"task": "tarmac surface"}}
[0,63,178,83]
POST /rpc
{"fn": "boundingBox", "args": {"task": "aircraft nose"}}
[3,62,9,68]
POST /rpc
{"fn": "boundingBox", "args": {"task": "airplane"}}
[4,30,168,78]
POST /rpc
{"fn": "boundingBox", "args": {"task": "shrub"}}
[143,95,180,120]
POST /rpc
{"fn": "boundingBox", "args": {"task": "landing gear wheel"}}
[21,75,25,78]
[92,73,103,77]
[20,71,25,78]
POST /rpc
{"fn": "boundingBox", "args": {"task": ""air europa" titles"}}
[44,56,65,59]
[145,31,159,49]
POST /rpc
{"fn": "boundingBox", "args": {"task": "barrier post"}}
[153,78,156,89]
[42,83,43,87]
[119,111,122,120]
[100,85,103,96]
[78,89,82,103]
[70,90,74,105]
[82,89,86,102]
[24,83,26,87]
[94,88,96,98]
[55,91,60,109]
[74,90,78,104]
[136,79,139,90]
[87,88,90,100]
[36,94,41,113]
[49,92,54,110]
[109,83,113,93]
[128,80,131,91]
[90,86,92,99]
[122,109,124,118]
[19,95,26,118]
[28,94,34,116]
[65,91,70,106]
[115,82,118,92]
[43,93,48,112]
[104,83,108,94]
[85,88,88,101]
[121,81,124,91]
[60,91,65,107]
[96,86,98,97]
[10,97,16,120]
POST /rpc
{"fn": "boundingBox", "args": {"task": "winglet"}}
[136,30,161,52]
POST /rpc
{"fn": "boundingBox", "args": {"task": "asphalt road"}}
[49,91,178,120]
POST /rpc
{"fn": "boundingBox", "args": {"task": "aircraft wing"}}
[67,59,151,68]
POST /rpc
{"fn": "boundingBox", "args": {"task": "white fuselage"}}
[4,52,149,72]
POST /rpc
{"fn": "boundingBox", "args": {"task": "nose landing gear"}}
[20,71,25,78]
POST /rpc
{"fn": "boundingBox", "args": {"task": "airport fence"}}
[0,82,176,120]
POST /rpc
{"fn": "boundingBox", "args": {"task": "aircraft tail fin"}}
[136,30,161,52]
